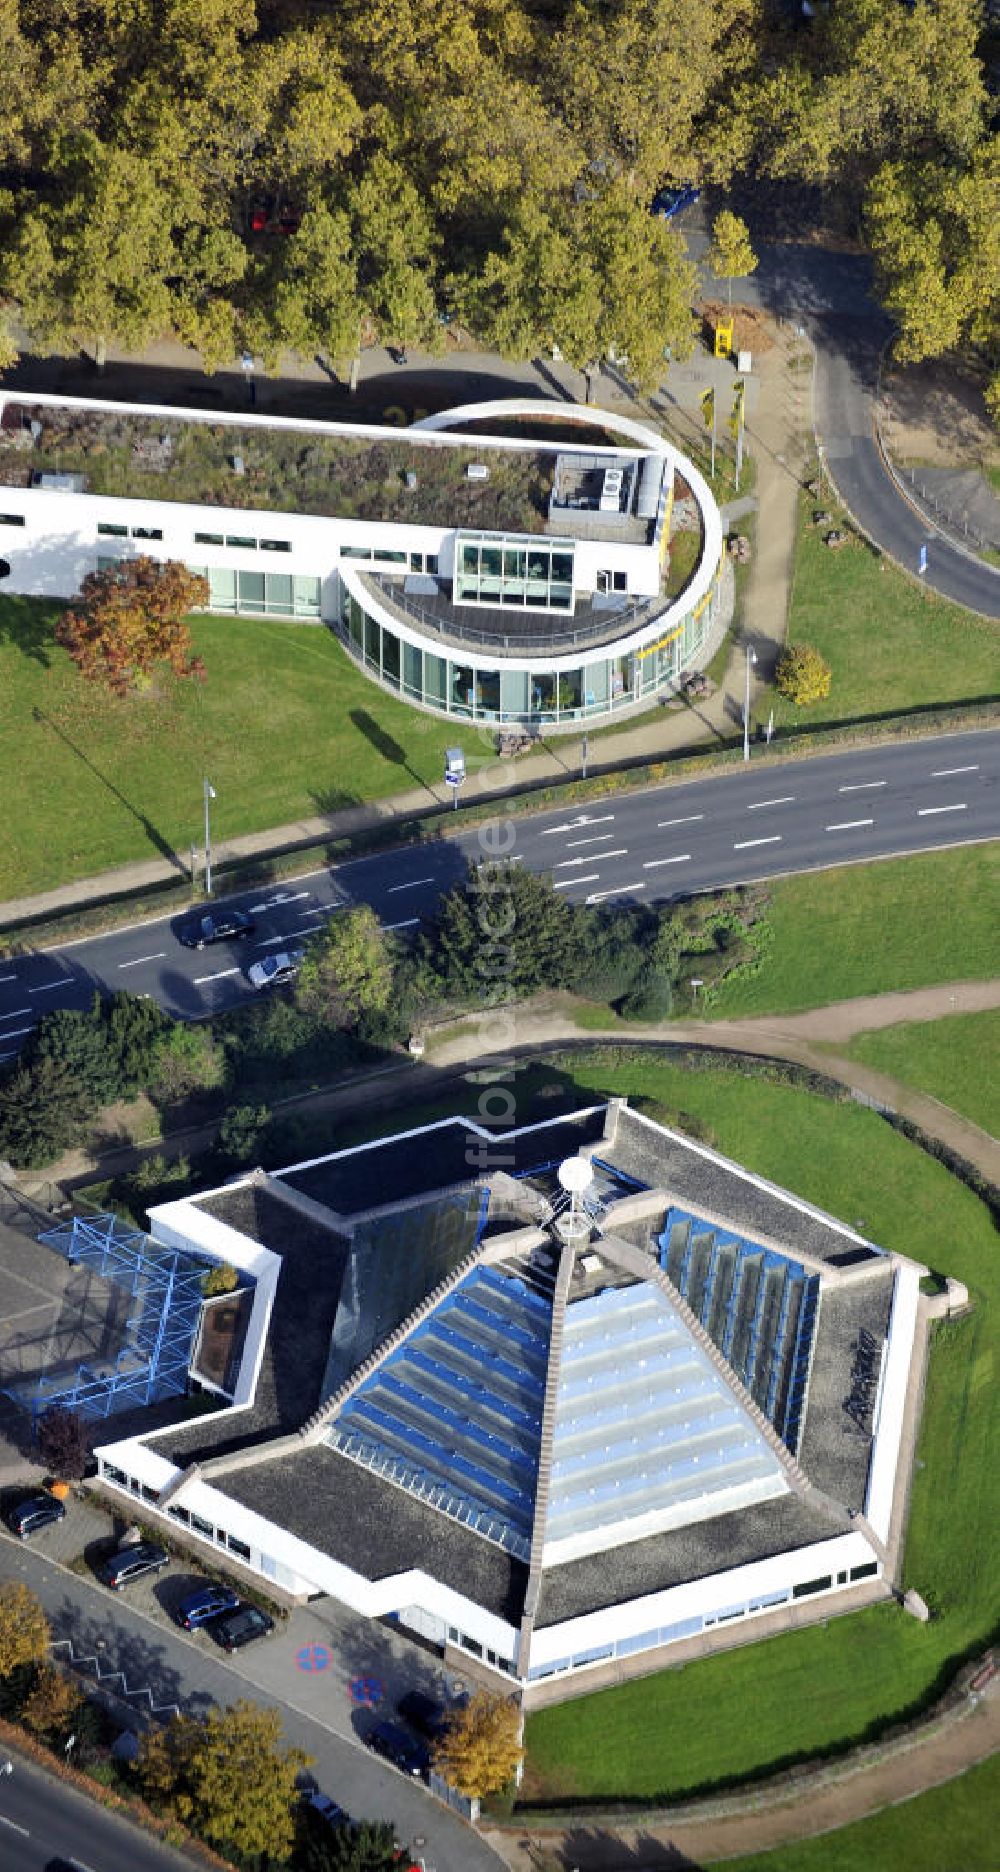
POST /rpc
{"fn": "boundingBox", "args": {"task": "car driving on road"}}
[3,1492,66,1539]
[97,1541,169,1590]
[246,948,303,991]
[178,909,256,949]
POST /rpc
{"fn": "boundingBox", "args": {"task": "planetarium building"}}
[0,391,725,731]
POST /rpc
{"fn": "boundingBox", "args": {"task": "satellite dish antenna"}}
[553,1156,596,1243]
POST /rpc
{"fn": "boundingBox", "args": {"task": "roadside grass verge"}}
[774,491,999,731]
[711,1752,1000,1872]
[708,846,999,1017]
[0,598,492,897]
[843,1009,1000,1137]
[513,1050,998,1805]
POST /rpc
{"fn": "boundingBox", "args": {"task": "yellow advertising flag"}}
[700,387,715,430]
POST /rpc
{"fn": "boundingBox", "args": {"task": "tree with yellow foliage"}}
[776,642,832,706]
[432,1690,523,1798]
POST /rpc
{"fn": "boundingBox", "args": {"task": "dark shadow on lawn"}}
[348,708,435,796]
[32,706,188,876]
[0,592,59,667]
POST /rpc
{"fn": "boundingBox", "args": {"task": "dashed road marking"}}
[838,780,886,792]
[554,873,599,890]
[747,796,795,810]
[0,1007,33,1020]
[931,764,978,777]
[540,813,614,836]
[564,833,617,848]
[386,877,435,892]
[381,917,421,931]
[918,803,967,816]
[193,966,242,984]
[643,854,692,869]
[825,819,874,832]
[657,813,703,828]
[29,979,71,994]
[733,836,782,850]
[556,849,627,868]
[585,882,647,903]
[117,952,167,969]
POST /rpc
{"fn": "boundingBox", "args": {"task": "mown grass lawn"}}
[0,597,495,897]
[712,1752,1000,1871]
[844,1009,1000,1137]
[774,493,999,730]
[708,846,999,1017]
[516,1051,998,1805]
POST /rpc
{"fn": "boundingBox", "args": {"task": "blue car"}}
[175,1582,241,1630]
[651,184,701,222]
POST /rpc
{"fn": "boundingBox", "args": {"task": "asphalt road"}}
[0,1745,196,1872]
[0,1540,500,1872]
[1,731,996,1056]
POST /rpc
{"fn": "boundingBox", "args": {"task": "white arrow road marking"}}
[540,813,615,835]
[556,849,628,868]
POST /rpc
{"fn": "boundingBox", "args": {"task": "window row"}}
[341,545,440,574]
[98,522,163,541]
[189,566,322,618]
[454,533,575,613]
[341,595,710,724]
[194,531,292,552]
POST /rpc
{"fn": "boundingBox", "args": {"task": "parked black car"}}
[365,1720,430,1779]
[97,1542,169,1590]
[4,1493,66,1539]
[178,909,256,949]
[397,1689,450,1742]
[206,1603,274,1652]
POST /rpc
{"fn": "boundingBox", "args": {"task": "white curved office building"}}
[0,392,724,731]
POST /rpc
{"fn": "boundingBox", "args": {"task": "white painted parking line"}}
[657,813,704,828]
[918,803,967,816]
[540,814,615,836]
[565,833,617,848]
[825,818,874,832]
[117,951,167,969]
[838,780,886,792]
[733,836,782,850]
[29,978,71,994]
[192,967,242,984]
[382,917,421,931]
[554,873,599,889]
[931,764,978,777]
[556,849,627,868]
[585,882,647,903]
[643,854,692,869]
[747,796,795,810]
[386,877,435,892]
[0,1007,33,1020]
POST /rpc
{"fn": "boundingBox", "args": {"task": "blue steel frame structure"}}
[7,1212,207,1425]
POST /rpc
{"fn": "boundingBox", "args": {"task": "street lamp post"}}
[203,779,216,895]
[743,645,757,763]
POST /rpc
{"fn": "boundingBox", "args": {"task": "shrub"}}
[217,1102,270,1167]
[37,1405,89,1480]
[202,1261,239,1298]
[776,641,832,705]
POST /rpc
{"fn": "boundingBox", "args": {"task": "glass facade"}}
[339,579,718,728]
[188,566,322,619]
[454,532,575,611]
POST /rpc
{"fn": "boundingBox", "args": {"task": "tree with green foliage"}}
[708,210,757,309]
[432,1689,522,1797]
[297,904,394,1029]
[37,1406,89,1480]
[0,1583,50,1680]
[140,1700,308,1862]
[0,1054,92,1167]
[106,993,169,1098]
[426,861,580,1000]
[31,999,121,1108]
[776,641,832,705]
[218,1102,270,1168]
[152,1022,225,1102]
[297,1809,403,1871]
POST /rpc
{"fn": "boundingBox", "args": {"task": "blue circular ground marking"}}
[296,1641,331,1673]
[348,1674,384,1707]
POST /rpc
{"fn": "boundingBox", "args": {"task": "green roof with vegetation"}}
[0,400,556,532]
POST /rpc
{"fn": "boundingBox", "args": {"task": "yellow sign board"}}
[714,319,734,359]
